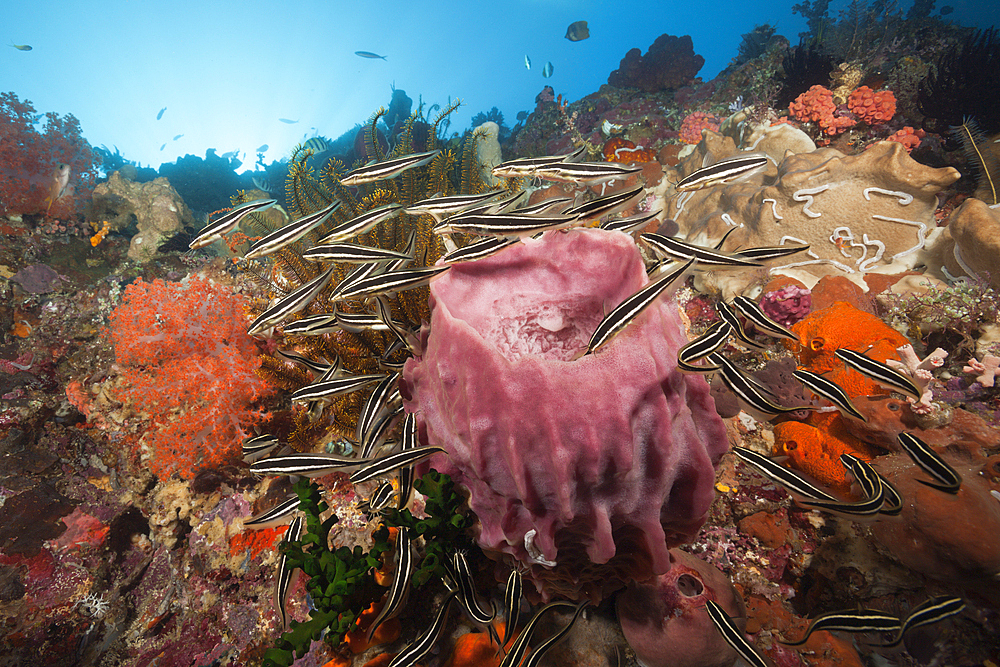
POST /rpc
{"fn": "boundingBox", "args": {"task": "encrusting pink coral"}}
[403,228,729,601]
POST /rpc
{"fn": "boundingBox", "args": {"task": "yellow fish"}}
[10,43,32,51]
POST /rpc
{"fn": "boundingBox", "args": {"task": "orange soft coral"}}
[789,85,856,136]
[109,276,275,479]
[886,126,925,153]
[847,86,896,124]
[679,111,720,144]
[602,137,657,163]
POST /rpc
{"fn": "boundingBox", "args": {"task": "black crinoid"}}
[237,102,502,449]
[918,27,1000,134]
[776,41,836,110]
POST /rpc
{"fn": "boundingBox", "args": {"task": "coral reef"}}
[88,171,197,262]
[679,112,721,145]
[669,136,961,291]
[108,276,274,480]
[935,197,1000,290]
[608,34,705,92]
[0,92,98,219]
[403,229,729,601]
[789,85,856,136]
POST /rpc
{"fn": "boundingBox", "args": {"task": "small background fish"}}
[10,43,32,51]
[279,118,298,124]
[355,51,386,60]
[256,144,269,152]
[525,55,531,70]
[565,20,590,41]
[156,107,166,120]
[542,62,554,78]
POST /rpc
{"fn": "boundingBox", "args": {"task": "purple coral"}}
[402,228,729,601]
[759,284,812,328]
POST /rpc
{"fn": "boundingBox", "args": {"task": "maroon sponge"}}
[402,228,729,601]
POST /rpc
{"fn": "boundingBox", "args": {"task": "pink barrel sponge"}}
[402,228,729,601]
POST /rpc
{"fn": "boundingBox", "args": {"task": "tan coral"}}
[665,135,960,296]
[930,197,1000,289]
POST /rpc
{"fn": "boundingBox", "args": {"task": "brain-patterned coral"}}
[668,134,960,291]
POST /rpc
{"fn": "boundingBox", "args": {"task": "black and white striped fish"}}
[708,353,815,420]
[359,404,404,459]
[731,295,798,341]
[386,590,457,667]
[302,242,411,264]
[242,434,280,463]
[835,348,922,401]
[189,198,276,249]
[405,190,508,222]
[675,154,768,192]
[275,515,304,629]
[732,447,838,502]
[599,209,661,235]
[243,495,300,529]
[678,320,733,365]
[521,601,588,667]
[247,267,335,337]
[349,446,446,485]
[715,300,765,350]
[336,265,451,301]
[244,200,340,260]
[564,185,645,222]
[499,602,580,667]
[640,233,763,268]
[282,313,339,336]
[367,526,413,642]
[451,551,499,645]
[839,453,900,516]
[781,608,902,646]
[315,203,404,245]
[873,596,965,648]
[793,369,867,421]
[434,213,577,238]
[290,373,387,404]
[897,432,962,494]
[442,236,519,264]
[585,258,695,355]
[357,481,396,518]
[490,146,587,179]
[704,600,767,667]
[356,372,402,447]
[531,161,642,186]
[500,569,522,652]
[340,150,440,187]
[734,244,811,262]
[249,452,370,478]
[799,456,886,519]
